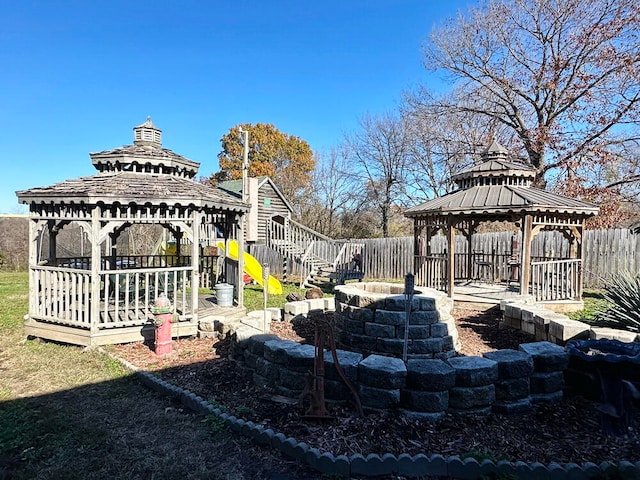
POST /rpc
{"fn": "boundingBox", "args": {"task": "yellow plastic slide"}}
[216,240,283,295]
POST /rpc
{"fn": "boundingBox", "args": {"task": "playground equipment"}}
[216,240,283,295]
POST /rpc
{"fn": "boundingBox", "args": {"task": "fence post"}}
[402,273,415,363]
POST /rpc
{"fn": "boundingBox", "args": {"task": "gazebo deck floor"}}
[453,281,522,305]
[25,293,246,347]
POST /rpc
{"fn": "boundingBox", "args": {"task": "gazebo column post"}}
[575,225,585,300]
[520,215,533,297]
[447,219,455,298]
[175,227,182,260]
[28,218,42,317]
[90,207,101,337]
[237,212,246,308]
[413,224,421,284]
[104,234,112,269]
[463,221,475,282]
[47,220,57,265]
[190,212,201,322]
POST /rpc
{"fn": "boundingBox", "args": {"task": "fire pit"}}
[566,338,640,434]
[333,282,459,360]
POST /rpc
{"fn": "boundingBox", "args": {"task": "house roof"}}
[17,171,248,212]
[217,176,293,213]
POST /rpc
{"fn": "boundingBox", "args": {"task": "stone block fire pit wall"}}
[231,334,568,418]
[230,283,568,418]
[333,282,459,360]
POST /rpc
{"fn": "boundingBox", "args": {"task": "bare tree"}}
[296,149,361,238]
[403,93,510,202]
[343,112,411,237]
[416,0,640,192]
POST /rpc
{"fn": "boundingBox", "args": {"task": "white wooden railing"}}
[32,266,92,326]
[531,259,581,301]
[31,265,193,328]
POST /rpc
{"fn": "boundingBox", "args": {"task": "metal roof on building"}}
[404,184,598,217]
[451,159,537,183]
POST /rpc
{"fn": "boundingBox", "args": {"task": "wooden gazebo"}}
[16,118,249,346]
[404,141,599,303]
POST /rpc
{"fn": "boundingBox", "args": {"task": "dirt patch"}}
[112,306,640,466]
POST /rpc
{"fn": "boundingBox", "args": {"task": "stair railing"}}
[267,218,345,284]
[298,240,318,288]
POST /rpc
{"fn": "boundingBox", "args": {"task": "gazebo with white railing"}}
[404,141,599,303]
[16,118,249,346]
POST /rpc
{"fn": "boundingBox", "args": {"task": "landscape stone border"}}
[106,350,640,479]
[500,296,639,345]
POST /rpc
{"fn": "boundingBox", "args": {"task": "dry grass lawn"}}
[0,272,320,480]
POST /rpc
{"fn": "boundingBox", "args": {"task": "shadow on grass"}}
[0,356,321,480]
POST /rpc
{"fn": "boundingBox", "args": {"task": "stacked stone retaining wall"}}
[333,283,459,360]
[232,332,568,417]
[500,296,639,345]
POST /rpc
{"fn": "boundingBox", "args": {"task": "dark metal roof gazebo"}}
[405,141,599,303]
[17,118,249,346]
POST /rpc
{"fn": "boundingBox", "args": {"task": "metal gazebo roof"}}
[405,141,598,219]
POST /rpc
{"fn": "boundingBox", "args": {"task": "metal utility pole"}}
[239,127,249,204]
[237,126,249,308]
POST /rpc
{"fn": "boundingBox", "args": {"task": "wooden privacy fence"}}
[251,229,640,290]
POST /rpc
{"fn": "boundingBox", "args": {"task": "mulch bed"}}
[112,306,640,466]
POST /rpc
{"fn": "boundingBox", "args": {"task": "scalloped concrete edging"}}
[103,349,640,479]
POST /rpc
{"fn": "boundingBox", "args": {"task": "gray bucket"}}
[214,283,234,307]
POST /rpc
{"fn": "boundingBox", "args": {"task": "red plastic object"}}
[154,313,173,355]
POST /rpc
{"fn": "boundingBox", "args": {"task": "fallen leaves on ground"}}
[112,307,640,466]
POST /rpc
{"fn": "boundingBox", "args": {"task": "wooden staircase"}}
[267,219,364,288]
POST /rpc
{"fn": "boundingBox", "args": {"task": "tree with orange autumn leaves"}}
[210,123,314,207]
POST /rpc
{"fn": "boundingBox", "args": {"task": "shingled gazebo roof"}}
[16,171,247,211]
[404,141,598,219]
[17,117,247,213]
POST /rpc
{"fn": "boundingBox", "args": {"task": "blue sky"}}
[1,0,472,213]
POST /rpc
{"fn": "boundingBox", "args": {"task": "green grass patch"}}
[567,289,612,325]
[0,398,72,461]
[0,272,317,479]
[0,271,29,332]
[240,281,331,311]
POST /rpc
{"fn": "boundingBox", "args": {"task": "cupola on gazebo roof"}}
[17,117,246,213]
[89,117,200,178]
